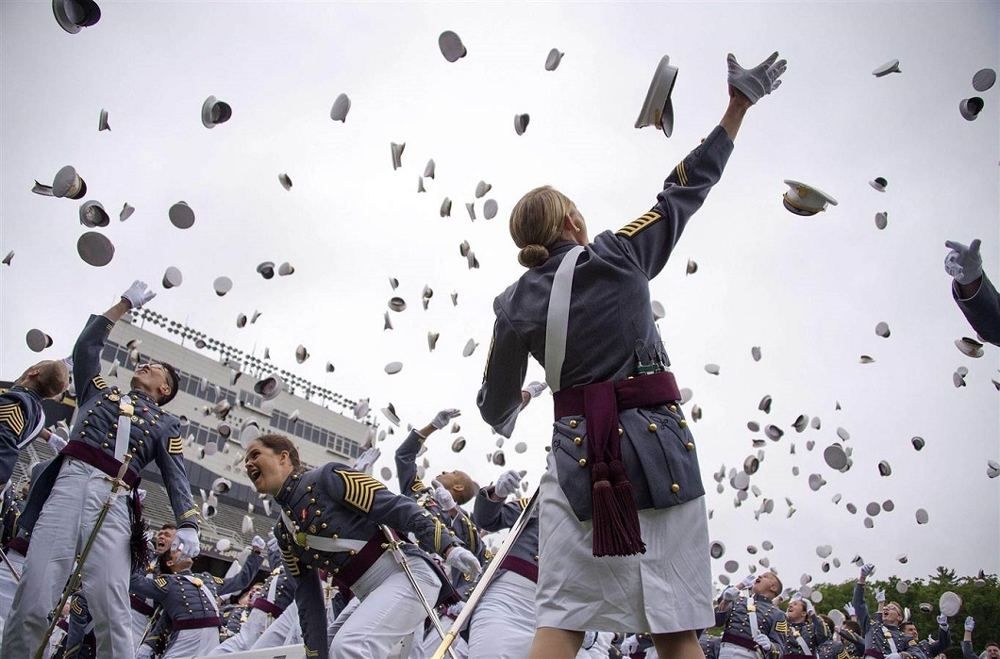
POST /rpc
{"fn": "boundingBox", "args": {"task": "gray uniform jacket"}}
[131,570,221,651]
[953,273,1000,345]
[783,614,830,657]
[852,584,918,657]
[472,488,539,582]
[272,463,463,659]
[715,594,788,659]
[19,314,198,536]
[907,631,952,659]
[0,385,45,486]
[395,429,485,594]
[477,125,734,521]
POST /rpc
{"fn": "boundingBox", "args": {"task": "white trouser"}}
[720,641,762,659]
[211,608,269,654]
[251,603,299,649]
[468,570,536,659]
[328,552,442,659]
[1,458,133,659]
[163,627,221,658]
[131,607,155,651]
[409,613,469,659]
[0,548,25,625]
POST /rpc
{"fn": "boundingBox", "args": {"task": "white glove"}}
[431,480,457,512]
[446,601,466,618]
[805,599,816,615]
[494,469,525,499]
[755,633,772,652]
[136,645,155,659]
[937,614,948,630]
[524,381,548,398]
[844,603,856,617]
[251,535,266,552]
[965,616,975,632]
[172,527,200,560]
[621,635,640,654]
[945,239,984,285]
[860,563,876,579]
[46,432,67,452]
[444,546,481,580]
[727,51,786,104]
[266,535,280,556]
[121,280,156,309]
[431,408,461,430]
[874,588,886,605]
[722,586,740,602]
[740,573,758,589]
[352,447,381,475]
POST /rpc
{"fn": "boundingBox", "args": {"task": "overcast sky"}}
[1,1,997,599]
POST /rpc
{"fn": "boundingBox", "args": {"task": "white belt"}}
[544,245,585,392]
[183,574,221,615]
[113,395,134,462]
[747,595,760,639]
[793,629,812,655]
[280,510,367,553]
[884,629,897,655]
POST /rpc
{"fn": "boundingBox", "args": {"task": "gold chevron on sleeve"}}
[281,548,300,577]
[0,403,25,436]
[411,478,426,492]
[92,376,108,390]
[676,160,689,186]
[154,577,167,588]
[775,621,788,633]
[517,498,530,510]
[168,436,184,454]
[616,210,663,238]
[337,469,385,514]
[179,508,198,520]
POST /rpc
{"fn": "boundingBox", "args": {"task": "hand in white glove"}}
[46,432,67,452]
[874,588,886,605]
[937,614,949,630]
[805,599,816,615]
[727,52,786,104]
[860,563,876,579]
[754,633,772,652]
[266,535,280,556]
[444,546,481,580]
[251,535,266,552]
[965,616,975,632]
[524,381,548,398]
[172,527,200,561]
[740,573,758,589]
[621,635,640,654]
[352,447,381,475]
[446,601,466,618]
[431,480,457,512]
[844,602,856,617]
[135,645,155,659]
[121,280,156,309]
[493,469,526,499]
[722,586,740,602]
[431,408,461,430]
[944,239,984,285]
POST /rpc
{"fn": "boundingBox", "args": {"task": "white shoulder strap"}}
[544,245,585,392]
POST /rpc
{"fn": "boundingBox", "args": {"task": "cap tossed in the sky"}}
[52,0,101,34]
[330,93,351,122]
[169,201,195,229]
[782,180,838,216]
[98,109,110,131]
[545,48,564,71]
[202,96,232,128]
[391,142,405,170]
[79,200,109,228]
[278,173,293,190]
[514,114,530,136]
[253,373,284,401]
[972,68,996,92]
[869,177,888,192]
[162,266,182,289]
[872,59,901,77]
[77,231,114,266]
[955,337,984,358]
[959,97,984,121]
[438,31,467,62]
[440,197,452,217]
[635,55,678,138]
[256,261,275,279]
[484,199,498,220]
[119,203,135,222]
[53,166,87,199]
[295,345,309,363]
[26,329,53,352]
[213,276,232,296]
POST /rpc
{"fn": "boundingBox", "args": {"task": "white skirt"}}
[536,451,715,633]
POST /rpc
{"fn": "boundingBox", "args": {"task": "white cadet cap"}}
[872,59,901,77]
[484,199,498,220]
[955,336,984,358]
[869,177,888,192]
[295,345,309,363]
[169,201,195,229]
[330,93,351,122]
[278,262,295,276]
[782,180,838,216]
[391,142,405,170]
[253,373,284,400]
[384,362,403,375]
[427,332,440,352]
[2,251,13,266]
[438,31,467,63]
[213,276,233,296]
[514,114,530,136]
[52,165,87,199]
[120,202,135,222]
[972,68,996,92]
[959,97,985,121]
[545,48,564,71]
[52,0,101,34]
[162,266,183,289]
[26,329,53,352]
[475,181,491,198]
[77,231,114,266]
[79,200,109,228]
[440,197,452,217]
[99,108,110,132]
[875,212,888,230]
[424,160,436,179]
[278,173,293,191]
[257,261,275,279]
[202,95,233,129]
[462,338,478,357]
[635,55,679,138]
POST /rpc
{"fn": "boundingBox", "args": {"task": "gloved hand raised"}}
[431,408,461,430]
[944,239,983,285]
[621,635,640,654]
[874,588,886,605]
[722,586,740,602]
[121,280,156,309]
[843,602,856,617]
[493,470,526,499]
[352,447,381,475]
[727,51,787,104]
[937,614,949,630]
[965,616,975,632]
[251,535,266,552]
[431,480,457,512]
[171,527,200,561]
[860,563,876,579]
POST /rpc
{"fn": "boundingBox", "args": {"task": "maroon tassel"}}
[610,460,645,555]
[591,462,631,557]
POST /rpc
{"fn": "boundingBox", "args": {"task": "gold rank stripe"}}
[337,469,385,514]
[154,577,167,588]
[168,436,184,454]
[71,600,83,615]
[616,211,663,238]
[412,478,427,492]
[92,376,108,390]
[676,160,689,186]
[179,508,198,520]
[0,403,25,436]
[775,621,788,633]
[282,548,301,577]
[433,516,446,552]
[517,498,530,510]
[464,517,478,553]
[305,649,319,658]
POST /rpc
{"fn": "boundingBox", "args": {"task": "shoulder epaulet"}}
[335,469,385,514]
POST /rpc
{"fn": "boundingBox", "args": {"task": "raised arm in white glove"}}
[251,535,266,553]
[844,602,856,617]
[740,573,758,590]
[352,447,381,475]
[937,614,949,630]
[965,616,975,632]
[45,430,68,452]
[860,563,876,580]
[874,588,886,605]
[431,480,457,512]
[493,469,526,499]
[172,526,200,560]
[754,633,772,652]
[121,280,156,310]
[431,408,461,430]
[444,546,481,580]
[945,239,984,286]
[727,51,787,104]
[722,586,740,602]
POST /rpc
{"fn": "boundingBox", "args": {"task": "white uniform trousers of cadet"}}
[163,627,221,659]
[1,458,133,659]
[211,607,270,654]
[132,607,155,651]
[253,602,300,649]
[326,551,441,659]
[467,570,536,659]
[0,548,26,635]
[719,641,761,659]
[409,611,469,659]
